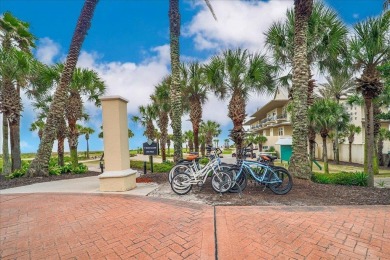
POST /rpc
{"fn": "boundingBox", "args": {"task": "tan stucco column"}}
[99,96,136,191]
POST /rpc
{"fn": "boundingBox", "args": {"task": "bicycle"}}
[227,144,293,195]
[170,148,233,195]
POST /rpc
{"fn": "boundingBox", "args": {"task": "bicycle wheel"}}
[171,172,192,195]
[268,168,293,195]
[211,171,232,193]
[168,164,191,183]
[228,168,248,193]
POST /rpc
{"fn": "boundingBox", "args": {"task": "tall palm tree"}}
[151,77,171,161]
[205,49,275,157]
[349,14,389,186]
[167,134,173,156]
[308,99,350,174]
[63,66,105,168]
[27,0,99,177]
[132,105,157,141]
[0,12,36,172]
[169,0,216,163]
[346,124,362,163]
[79,126,95,159]
[266,1,349,178]
[29,120,45,140]
[181,62,208,153]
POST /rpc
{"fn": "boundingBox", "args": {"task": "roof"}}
[245,99,289,125]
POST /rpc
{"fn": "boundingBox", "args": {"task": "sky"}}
[0,0,384,153]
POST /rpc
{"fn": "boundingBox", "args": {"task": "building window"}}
[278,127,284,136]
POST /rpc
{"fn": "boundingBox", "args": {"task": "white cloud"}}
[35,37,60,65]
[184,0,293,52]
[20,141,31,149]
[77,45,170,116]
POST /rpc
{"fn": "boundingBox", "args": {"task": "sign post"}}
[143,140,158,173]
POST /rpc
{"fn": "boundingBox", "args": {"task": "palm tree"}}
[318,71,355,164]
[308,99,350,174]
[213,139,219,148]
[254,135,268,152]
[151,77,170,161]
[27,0,99,177]
[205,49,275,157]
[0,12,36,172]
[224,138,229,148]
[181,62,208,153]
[266,1,349,178]
[169,0,216,163]
[378,128,390,166]
[63,66,105,168]
[349,14,389,186]
[79,126,95,159]
[183,130,194,152]
[132,105,157,141]
[29,120,45,140]
[200,120,221,148]
[346,124,362,163]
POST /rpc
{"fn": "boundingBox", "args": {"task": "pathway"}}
[1,194,389,259]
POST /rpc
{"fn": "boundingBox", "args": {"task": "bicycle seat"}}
[260,155,277,161]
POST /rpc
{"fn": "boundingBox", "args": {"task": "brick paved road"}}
[1,194,389,259]
[216,206,390,260]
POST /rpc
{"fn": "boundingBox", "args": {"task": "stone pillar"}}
[99,96,136,191]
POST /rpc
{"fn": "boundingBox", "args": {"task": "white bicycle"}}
[170,148,232,195]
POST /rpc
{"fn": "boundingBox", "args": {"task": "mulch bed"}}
[2,170,389,206]
[142,172,390,206]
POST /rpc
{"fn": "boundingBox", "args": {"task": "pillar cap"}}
[100,95,129,103]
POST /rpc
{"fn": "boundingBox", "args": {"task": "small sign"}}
[143,140,159,155]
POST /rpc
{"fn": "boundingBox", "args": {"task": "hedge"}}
[311,171,368,186]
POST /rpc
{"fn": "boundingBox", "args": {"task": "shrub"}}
[5,162,29,179]
[130,160,173,173]
[199,158,209,165]
[72,164,88,174]
[312,171,368,186]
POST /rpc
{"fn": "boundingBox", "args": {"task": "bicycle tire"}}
[171,172,192,195]
[268,168,293,195]
[228,168,248,193]
[211,171,232,193]
[168,164,191,184]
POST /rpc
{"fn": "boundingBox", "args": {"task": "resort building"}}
[245,88,390,164]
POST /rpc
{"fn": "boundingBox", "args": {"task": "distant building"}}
[244,88,390,164]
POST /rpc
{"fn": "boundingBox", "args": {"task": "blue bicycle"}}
[227,144,293,195]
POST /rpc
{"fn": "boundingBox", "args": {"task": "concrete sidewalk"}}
[0,176,158,196]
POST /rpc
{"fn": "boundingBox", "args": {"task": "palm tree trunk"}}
[2,116,11,175]
[27,0,99,177]
[9,119,21,171]
[58,137,65,167]
[349,142,352,163]
[158,112,168,162]
[378,136,384,166]
[228,92,246,159]
[334,99,340,164]
[68,121,79,168]
[364,97,375,186]
[194,127,199,152]
[86,137,90,159]
[190,99,202,153]
[169,0,183,163]
[288,0,313,179]
[201,142,205,157]
[322,136,329,174]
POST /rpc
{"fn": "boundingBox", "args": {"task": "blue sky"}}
[0,0,384,153]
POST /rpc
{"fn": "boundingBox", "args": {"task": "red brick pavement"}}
[0,194,214,260]
[216,206,390,260]
[1,194,390,259]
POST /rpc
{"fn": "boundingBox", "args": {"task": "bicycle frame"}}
[183,156,224,185]
[233,160,282,185]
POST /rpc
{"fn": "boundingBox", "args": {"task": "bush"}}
[5,162,29,179]
[312,171,368,186]
[130,160,174,173]
[199,158,209,165]
[72,164,88,174]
